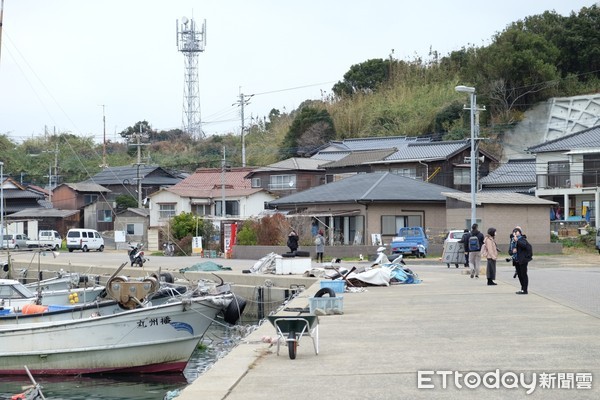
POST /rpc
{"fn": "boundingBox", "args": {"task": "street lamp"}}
[455,85,477,227]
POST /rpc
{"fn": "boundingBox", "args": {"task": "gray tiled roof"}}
[442,192,556,205]
[7,208,80,218]
[480,159,536,186]
[312,136,430,156]
[310,151,350,162]
[527,125,600,153]
[61,182,111,193]
[319,149,397,168]
[85,165,181,186]
[247,158,325,175]
[269,172,458,206]
[382,140,469,162]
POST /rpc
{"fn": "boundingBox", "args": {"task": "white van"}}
[66,229,105,252]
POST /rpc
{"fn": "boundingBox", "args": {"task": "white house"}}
[146,168,277,250]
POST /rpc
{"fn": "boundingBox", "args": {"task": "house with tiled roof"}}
[314,137,497,191]
[527,125,600,227]
[266,171,556,250]
[84,165,183,199]
[269,171,460,245]
[442,191,556,247]
[146,167,276,250]
[51,182,113,231]
[244,157,326,196]
[0,177,47,215]
[480,159,536,194]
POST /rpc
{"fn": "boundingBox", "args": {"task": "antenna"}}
[176,16,206,138]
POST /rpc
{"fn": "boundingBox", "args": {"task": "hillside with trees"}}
[1,5,599,187]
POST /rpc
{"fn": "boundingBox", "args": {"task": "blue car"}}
[390,227,429,258]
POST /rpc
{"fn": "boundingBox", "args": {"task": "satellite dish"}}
[182,16,189,25]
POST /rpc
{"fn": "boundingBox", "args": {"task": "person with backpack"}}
[459,229,470,268]
[314,229,325,263]
[481,227,498,286]
[510,227,532,294]
[467,223,484,279]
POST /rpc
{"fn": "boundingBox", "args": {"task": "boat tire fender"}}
[314,288,336,298]
[223,294,247,325]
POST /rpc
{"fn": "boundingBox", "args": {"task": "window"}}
[453,168,470,185]
[391,168,416,179]
[97,210,112,222]
[251,177,262,188]
[215,200,240,217]
[381,215,422,235]
[127,223,144,235]
[159,204,176,219]
[192,204,209,216]
[84,194,98,205]
[548,161,570,188]
[269,174,296,190]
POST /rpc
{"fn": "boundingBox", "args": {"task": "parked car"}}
[390,227,429,258]
[37,230,63,251]
[66,229,105,252]
[1,233,32,250]
[1,235,15,249]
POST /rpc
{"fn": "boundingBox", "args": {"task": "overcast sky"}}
[0,0,594,143]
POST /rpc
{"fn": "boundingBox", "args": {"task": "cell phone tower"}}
[176,16,206,138]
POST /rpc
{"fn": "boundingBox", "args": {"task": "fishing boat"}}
[0,293,236,375]
[0,278,104,312]
[0,273,246,375]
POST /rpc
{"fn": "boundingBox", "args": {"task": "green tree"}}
[279,107,335,159]
[169,212,216,242]
[236,221,258,245]
[332,58,393,97]
[115,194,138,209]
[466,24,561,123]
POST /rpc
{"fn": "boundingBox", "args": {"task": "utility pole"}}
[221,147,226,218]
[43,144,59,205]
[100,104,107,168]
[128,125,148,208]
[234,92,253,167]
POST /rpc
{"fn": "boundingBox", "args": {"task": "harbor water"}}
[0,321,256,400]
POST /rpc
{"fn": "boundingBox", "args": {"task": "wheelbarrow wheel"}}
[288,331,297,359]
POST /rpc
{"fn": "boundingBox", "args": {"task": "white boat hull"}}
[0,294,232,375]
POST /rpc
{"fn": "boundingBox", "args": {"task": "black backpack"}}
[524,240,533,262]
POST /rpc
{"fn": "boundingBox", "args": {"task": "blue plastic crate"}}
[309,296,344,315]
[319,280,346,293]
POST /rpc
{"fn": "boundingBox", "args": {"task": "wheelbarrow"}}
[267,315,319,359]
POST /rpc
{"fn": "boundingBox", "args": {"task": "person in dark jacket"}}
[287,231,299,254]
[510,227,531,295]
[459,229,470,268]
[467,224,484,279]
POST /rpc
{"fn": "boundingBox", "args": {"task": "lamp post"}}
[455,85,477,227]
